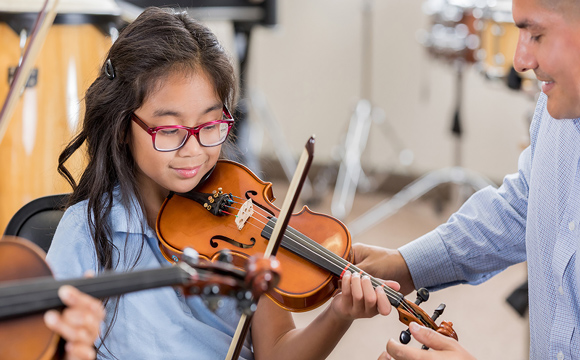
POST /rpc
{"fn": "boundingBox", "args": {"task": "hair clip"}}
[104,59,116,80]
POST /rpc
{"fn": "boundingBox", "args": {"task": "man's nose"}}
[513,31,538,73]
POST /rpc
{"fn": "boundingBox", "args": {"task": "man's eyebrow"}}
[515,19,543,30]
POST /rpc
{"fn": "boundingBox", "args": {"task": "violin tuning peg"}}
[431,303,446,321]
[415,288,430,305]
[203,284,224,312]
[182,247,199,265]
[399,328,412,344]
[237,290,257,315]
[204,296,224,312]
[216,249,234,264]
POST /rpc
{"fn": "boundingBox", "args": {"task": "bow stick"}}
[0,0,60,145]
[225,135,316,360]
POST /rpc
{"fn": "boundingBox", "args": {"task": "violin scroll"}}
[395,288,458,347]
[177,249,280,315]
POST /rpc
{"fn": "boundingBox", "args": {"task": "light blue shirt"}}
[46,192,254,360]
[400,93,580,359]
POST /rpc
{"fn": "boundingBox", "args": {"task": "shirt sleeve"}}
[399,145,531,291]
[46,202,99,280]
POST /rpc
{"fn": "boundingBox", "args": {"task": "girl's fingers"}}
[63,342,97,360]
[44,310,85,343]
[59,286,105,320]
[361,275,378,313]
[375,286,392,316]
[384,280,400,292]
[349,272,364,314]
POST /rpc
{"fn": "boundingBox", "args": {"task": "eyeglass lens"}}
[155,122,230,150]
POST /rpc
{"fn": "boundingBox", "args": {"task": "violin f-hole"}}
[210,235,256,249]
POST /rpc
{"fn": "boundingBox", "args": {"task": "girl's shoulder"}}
[47,199,98,278]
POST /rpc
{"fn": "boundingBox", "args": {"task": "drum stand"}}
[314,0,410,218]
[348,60,496,236]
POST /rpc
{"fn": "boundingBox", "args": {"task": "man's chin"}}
[546,99,580,120]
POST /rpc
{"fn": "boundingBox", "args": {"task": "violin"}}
[0,236,280,360]
[156,159,458,344]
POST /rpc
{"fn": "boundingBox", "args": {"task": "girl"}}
[47,7,396,359]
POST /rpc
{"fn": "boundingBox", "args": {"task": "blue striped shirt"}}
[46,192,254,360]
[400,93,580,359]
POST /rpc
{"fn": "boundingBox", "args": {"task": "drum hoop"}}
[0,12,122,36]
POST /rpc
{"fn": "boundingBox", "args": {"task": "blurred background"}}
[0,0,534,358]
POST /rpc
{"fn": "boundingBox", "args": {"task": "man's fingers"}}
[386,338,428,360]
[408,322,456,351]
[378,350,392,360]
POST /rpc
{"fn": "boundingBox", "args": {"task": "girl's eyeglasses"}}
[131,105,234,152]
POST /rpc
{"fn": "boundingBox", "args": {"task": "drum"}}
[0,0,122,232]
[477,0,537,89]
[477,0,518,78]
[419,0,483,64]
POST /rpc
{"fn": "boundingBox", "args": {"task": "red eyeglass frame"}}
[131,105,234,151]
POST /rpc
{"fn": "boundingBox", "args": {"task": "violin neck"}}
[0,266,190,321]
[262,218,404,307]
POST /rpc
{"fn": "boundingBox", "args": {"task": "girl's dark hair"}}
[57,7,237,356]
[59,6,237,269]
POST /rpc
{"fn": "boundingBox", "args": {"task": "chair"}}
[3,194,69,253]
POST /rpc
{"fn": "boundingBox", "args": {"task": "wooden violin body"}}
[0,236,280,360]
[157,160,351,312]
[156,159,458,342]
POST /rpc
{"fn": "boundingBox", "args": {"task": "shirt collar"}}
[109,186,156,238]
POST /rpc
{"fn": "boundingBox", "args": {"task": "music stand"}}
[315,0,411,219]
[348,59,496,236]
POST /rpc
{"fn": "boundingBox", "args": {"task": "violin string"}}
[223,201,410,304]
[225,202,391,291]
[225,201,395,292]
[222,201,421,319]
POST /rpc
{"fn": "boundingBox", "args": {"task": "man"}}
[354,0,580,358]
[44,285,105,360]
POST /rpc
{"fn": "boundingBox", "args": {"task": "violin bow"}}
[225,136,316,360]
[0,0,60,145]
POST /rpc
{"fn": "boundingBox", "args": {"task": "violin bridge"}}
[235,199,254,230]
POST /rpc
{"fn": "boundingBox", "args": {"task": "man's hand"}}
[353,243,415,295]
[378,322,475,360]
[44,286,105,360]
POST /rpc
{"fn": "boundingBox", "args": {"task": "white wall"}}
[230,0,537,184]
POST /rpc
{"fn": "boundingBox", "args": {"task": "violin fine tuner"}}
[176,188,234,217]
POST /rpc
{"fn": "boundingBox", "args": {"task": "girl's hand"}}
[330,271,399,321]
[44,285,105,360]
[379,322,475,360]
